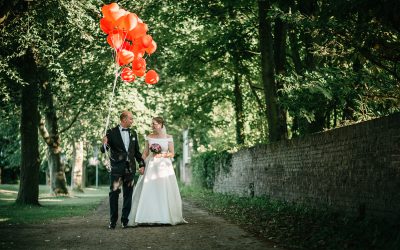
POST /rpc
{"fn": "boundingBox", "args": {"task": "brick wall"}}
[213,113,400,218]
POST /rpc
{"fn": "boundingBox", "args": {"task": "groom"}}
[101,110,145,229]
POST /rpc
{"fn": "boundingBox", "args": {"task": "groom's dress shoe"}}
[108,223,116,229]
[122,223,128,229]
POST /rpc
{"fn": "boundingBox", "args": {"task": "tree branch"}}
[39,115,53,146]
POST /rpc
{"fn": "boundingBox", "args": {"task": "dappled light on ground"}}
[0,189,18,194]
[0,185,109,224]
[0,198,15,202]
[38,199,63,202]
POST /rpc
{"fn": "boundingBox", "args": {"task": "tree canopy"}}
[0,0,398,192]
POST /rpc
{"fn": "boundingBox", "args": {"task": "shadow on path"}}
[0,197,284,250]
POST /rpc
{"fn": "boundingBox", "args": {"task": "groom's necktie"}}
[120,127,130,152]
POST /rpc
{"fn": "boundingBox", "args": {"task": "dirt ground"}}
[0,197,285,250]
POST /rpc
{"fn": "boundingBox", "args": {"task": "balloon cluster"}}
[100,3,159,84]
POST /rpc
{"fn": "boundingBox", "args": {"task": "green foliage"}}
[135,0,399,148]
[133,0,268,149]
[0,184,108,224]
[180,184,400,250]
[0,108,20,170]
[1,0,399,184]
[190,150,231,189]
[0,0,162,177]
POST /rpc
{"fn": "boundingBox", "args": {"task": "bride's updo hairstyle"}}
[153,117,165,128]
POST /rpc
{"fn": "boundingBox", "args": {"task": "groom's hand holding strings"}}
[102,136,108,145]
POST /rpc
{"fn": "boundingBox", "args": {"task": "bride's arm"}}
[166,135,175,158]
[142,140,149,160]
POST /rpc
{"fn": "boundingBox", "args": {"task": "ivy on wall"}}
[191,150,232,189]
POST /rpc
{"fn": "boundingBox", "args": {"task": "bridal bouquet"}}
[149,143,162,154]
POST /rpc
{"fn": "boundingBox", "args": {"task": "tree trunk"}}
[39,81,68,195]
[288,29,303,74]
[273,14,287,76]
[273,7,289,140]
[71,140,84,192]
[343,11,364,122]
[0,0,21,25]
[302,34,316,70]
[343,55,362,121]
[258,0,280,142]
[246,76,268,140]
[16,48,40,205]
[308,111,326,133]
[298,0,325,133]
[233,71,245,145]
[46,140,68,195]
[298,0,317,71]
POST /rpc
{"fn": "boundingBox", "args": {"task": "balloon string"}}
[103,66,120,136]
[101,17,129,172]
[104,30,128,135]
[102,64,119,172]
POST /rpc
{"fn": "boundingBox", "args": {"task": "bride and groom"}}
[101,111,186,229]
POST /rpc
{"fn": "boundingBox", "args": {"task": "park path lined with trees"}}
[1,0,399,203]
[0,197,283,250]
[1,0,399,202]
[0,0,399,249]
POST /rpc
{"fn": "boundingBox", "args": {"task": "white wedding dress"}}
[128,136,187,225]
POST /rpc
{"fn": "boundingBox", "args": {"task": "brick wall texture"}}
[213,113,400,218]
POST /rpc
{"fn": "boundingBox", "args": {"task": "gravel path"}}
[0,197,285,250]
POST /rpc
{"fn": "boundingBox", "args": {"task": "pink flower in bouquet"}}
[149,143,161,154]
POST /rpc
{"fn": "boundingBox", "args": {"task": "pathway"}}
[0,198,284,250]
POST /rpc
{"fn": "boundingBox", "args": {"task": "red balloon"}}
[107,30,126,50]
[145,70,159,84]
[108,3,119,12]
[102,3,120,23]
[108,9,126,24]
[117,57,124,66]
[141,35,153,48]
[101,4,110,17]
[133,68,145,77]
[121,67,135,82]
[101,4,112,19]
[145,40,157,55]
[132,57,146,71]
[128,23,148,40]
[125,13,138,31]
[100,18,113,34]
[115,12,138,32]
[101,3,158,78]
[115,14,127,30]
[135,49,145,58]
[118,49,135,65]
[133,41,146,58]
[121,67,132,75]
[127,43,135,52]
[121,41,132,51]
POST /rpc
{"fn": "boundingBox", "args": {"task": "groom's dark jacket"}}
[101,125,145,175]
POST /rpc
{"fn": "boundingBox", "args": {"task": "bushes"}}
[190,150,232,189]
[180,185,400,250]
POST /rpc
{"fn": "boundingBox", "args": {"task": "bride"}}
[128,117,187,226]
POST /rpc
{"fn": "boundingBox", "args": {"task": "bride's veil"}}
[161,124,167,135]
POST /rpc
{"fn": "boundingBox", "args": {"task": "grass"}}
[180,184,400,250]
[0,184,108,224]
